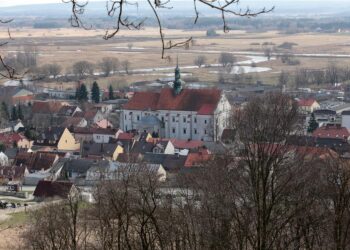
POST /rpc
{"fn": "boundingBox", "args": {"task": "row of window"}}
[126,114,208,124]
[172,128,207,135]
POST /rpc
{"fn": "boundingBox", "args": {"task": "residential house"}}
[12,89,34,105]
[35,127,80,151]
[61,117,87,128]
[130,140,175,155]
[0,133,32,149]
[33,180,78,201]
[121,65,231,141]
[312,124,350,140]
[313,109,337,124]
[82,142,124,161]
[31,101,65,128]
[297,98,320,113]
[59,159,110,185]
[92,128,122,143]
[0,165,28,184]
[184,148,211,167]
[74,109,104,125]
[86,162,166,183]
[57,105,82,117]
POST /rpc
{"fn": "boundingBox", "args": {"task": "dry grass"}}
[2,28,350,87]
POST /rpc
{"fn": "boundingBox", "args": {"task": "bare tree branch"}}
[63,0,273,58]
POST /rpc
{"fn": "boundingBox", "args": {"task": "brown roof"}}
[33,180,74,199]
[298,98,317,107]
[61,117,85,127]
[123,88,221,112]
[14,152,58,171]
[32,101,63,114]
[313,125,350,139]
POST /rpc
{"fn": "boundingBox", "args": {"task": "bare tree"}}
[72,60,94,79]
[121,60,131,75]
[41,63,62,79]
[219,52,236,68]
[62,0,273,58]
[278,70,289,86]
[194,55,207,68]
[99,57,119,77]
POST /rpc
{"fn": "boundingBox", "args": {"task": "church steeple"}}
[173,56,182,95]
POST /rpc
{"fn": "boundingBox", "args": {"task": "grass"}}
[0,211,29,229]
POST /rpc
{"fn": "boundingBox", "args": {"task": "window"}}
[204,130,207,134]
[172,128,176,133]
[183,117,186,123]
[172,116,175,122]
[194,129,197,134]
[137,115,140,121]
[204,120,207,124]
[194,117,197,123]
[183,128,187,134]
[125,114,127,119]
[161,117,164,123]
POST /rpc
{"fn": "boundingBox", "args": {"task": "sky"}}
[0,0,103,7]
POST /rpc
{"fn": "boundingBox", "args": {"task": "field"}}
[2,27,350,88]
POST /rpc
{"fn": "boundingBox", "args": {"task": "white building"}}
[341,110,350,129]
[120,66,231,142]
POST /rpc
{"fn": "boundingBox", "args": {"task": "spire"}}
[173,55,182,95]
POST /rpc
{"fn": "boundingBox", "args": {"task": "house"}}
[130,139,175,155]
[59,159,110,184]
[61,117,87,128]
[312,124,350,140]
[33,180,78,201]
[86,162,167,182]
[35,127,80,151]
[14,151,59,172]
[313,109,337,124]
[121,65,231,141]
[297,98,320,113]
[95,119,113,129]
[31,101,65,128]
[73,109,104,125]
[70,127,94,143]
[57,105,82,117]
[341,110,350,130]
[82,142,124,161]
[0,133,33,149]
[184,148,211,167]
[0,165,28,184]
[92,128,122,143]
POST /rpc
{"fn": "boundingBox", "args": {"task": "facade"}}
[120,66,231,141]
[298,98,320,113]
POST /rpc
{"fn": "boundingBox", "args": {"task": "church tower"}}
[173,57,183,95]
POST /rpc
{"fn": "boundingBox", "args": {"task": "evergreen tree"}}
[11,106,18,121]
[91,81,100,103]
[108,85,114,100]
[0,102,9,121]
[76,83,88,102]
[17,104,24,120]
[307,113,318,133]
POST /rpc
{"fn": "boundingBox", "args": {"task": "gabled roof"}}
[61,117,86,127]
[313,109,336,115]
[82,142,120,158]
[197,104,217,115]
[184,149,211,167]
[13,89,34,97]
[123,88,221,112]
[35,127,66,146]
[312,125,350,139]
[14,151,58,171]
[33,180,74,199]
[298,98,317,107]
[32,101,63,114]
[0,133,26,145]
[57,105,80,116]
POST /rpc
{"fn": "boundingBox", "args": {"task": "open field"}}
[2,27,350,87]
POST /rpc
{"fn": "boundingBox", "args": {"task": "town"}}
[1,0,350,249]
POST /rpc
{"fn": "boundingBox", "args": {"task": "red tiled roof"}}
[298,98,317,107]
[168,139,204,149]
[0,133,25,145]
[118,132,134,140]
[184,149,211,167]
[123,88,221,112]
[197,104,217,115]
[312,125,350,139]
[32,101,63,114]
